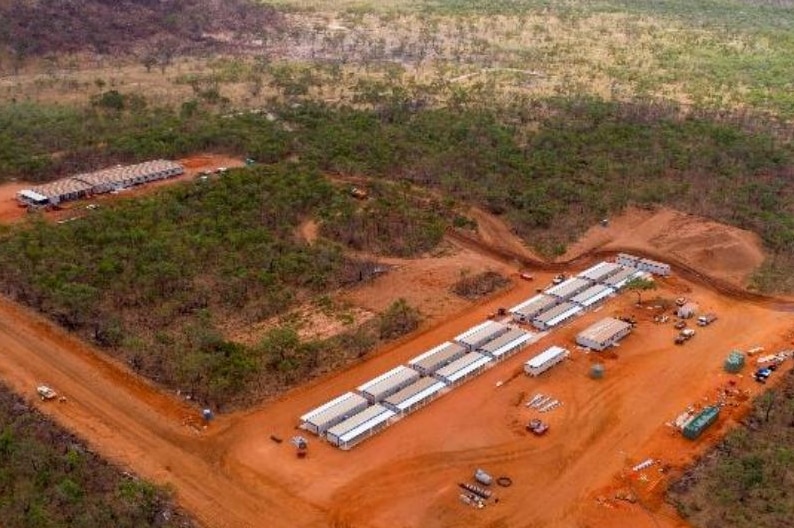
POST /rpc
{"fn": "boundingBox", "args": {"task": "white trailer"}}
[524,346,570,376]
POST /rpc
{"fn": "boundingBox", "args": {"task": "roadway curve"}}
[444,227,794,311]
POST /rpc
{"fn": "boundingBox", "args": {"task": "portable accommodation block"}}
[300,392,369,435]
[409,342,467,375]
[576,317,632,351]
[524,346,570,376]
[356,365,421,402]
[326,404,395,450]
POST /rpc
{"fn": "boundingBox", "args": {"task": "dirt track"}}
[0,210,793,528]
[0,296,324,528]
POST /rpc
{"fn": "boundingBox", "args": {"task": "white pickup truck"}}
[697,313,718,327]
[37,385,57,401]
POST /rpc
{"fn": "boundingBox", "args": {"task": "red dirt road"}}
[0,296,323,528]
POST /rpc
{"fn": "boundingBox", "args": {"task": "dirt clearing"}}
[562,206,767,288]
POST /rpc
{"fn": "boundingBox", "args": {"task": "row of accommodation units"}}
[509,259,661,331]
[299,320,538,450]
[16,160,185,206]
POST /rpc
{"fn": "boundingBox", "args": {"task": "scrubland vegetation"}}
[0,383,192,527]
[667,368,794,528]
[1,0,794,524]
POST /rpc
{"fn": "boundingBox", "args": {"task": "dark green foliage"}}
[452,271,511,300]
[667,370,794,527]
[378,299,421,340]
[319,181,448,257]
[0,383,193,528]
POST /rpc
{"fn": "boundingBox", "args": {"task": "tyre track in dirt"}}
[0,296,323,528]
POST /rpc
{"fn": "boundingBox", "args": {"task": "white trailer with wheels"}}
[524,346,570,377]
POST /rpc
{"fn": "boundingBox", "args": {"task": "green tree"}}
[624,276,657,305]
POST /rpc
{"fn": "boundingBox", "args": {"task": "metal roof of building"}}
[577,317,632,344]
[545,277,592,299]
[435,352,492,383]
[509,294,559,317]
[326,404,395,443]
[534,301,580,324]
[31,178,93,199]
[578,261,622,282]
[601,266,640,287]
[570,284,616,307]
[409,342,466,372]
[300,392,368,427]
[525,346,569,369]
[478,328,530,353]
[455,320,508,347]
[357,366,420,401]
[73,160,183,186]
[384,377,447,411]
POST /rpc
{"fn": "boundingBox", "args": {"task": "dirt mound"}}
[563,207,766,287]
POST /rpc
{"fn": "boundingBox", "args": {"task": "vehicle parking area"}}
[225,273,794,528]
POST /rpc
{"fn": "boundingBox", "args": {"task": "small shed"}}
[724,350,745,373]
[677,302,699,319]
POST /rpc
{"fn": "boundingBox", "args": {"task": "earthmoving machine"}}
[291,436,308,458]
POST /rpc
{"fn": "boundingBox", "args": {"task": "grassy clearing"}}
[4,0,794,117]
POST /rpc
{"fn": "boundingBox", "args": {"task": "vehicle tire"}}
[496,477,512,487]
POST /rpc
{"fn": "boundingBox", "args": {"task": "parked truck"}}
[697,313,718,327]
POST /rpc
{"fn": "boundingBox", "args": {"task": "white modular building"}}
[545,277,593,301]
[326,404,396,450]
[616,253,671,277]
[300,392,369,435]
[409,342,467,375]
[356,366,421,403]
[524,346,570,376]
[570,284,616,309]
[578,261,622,283]
[383,376,447,415]
[576,317,633,351]
[477,327,534,361]
[434,352,493,386]
[601,266,643,290]
[532,301,583,331]
[18,160,185,206]
[508,294,559,323]
[455,320,511,351]
[25,178,94,205]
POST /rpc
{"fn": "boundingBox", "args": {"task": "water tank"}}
[474,468,493,486]
[590,363,605,379]
[724,351,745,373]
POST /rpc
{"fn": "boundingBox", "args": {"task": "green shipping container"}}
[724,350,745,373]
[683,406,720,440]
